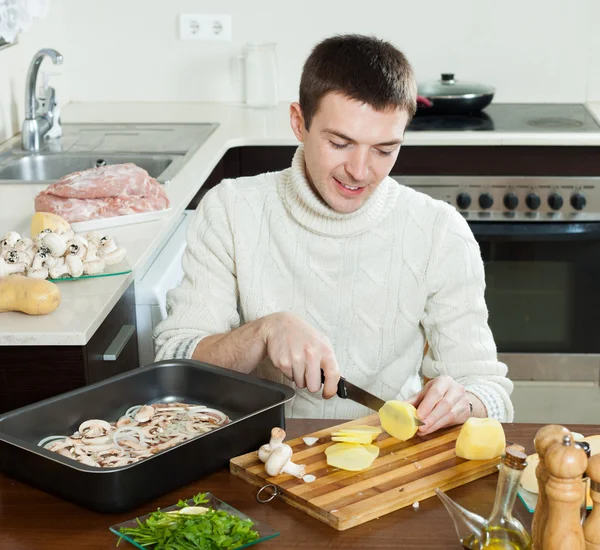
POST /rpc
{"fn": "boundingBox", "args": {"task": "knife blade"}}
[320,370,426,426]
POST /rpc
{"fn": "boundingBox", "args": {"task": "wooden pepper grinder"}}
[543,433,588,550]
[532,424,571,549]
[584,454,600,550]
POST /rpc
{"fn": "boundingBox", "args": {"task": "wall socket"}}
[178,13,232,41]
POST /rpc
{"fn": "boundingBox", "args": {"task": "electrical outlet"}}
[179,13,232,41]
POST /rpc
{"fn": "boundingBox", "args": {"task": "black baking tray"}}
[0,359,295,513]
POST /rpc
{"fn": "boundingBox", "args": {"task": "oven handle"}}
[468,222,600,241]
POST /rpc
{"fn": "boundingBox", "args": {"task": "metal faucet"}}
[21,48,63,152]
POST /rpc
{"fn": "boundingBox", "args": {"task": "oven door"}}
[471,221,600,383]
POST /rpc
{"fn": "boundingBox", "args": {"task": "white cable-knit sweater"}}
[154,145,514,422]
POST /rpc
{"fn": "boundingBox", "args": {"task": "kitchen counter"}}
[1,100,600,346]
[1,418,595,549]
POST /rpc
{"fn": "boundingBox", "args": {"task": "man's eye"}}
[377,149,393,157]
[329,141,348,149]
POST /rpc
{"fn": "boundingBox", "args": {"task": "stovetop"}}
[407,103,600,133]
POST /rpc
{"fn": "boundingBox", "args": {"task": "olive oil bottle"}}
[436,447,532,550]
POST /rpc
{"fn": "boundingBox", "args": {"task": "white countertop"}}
[1,100,600,346]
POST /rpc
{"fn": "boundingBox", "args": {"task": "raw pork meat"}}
[34,163,170,223]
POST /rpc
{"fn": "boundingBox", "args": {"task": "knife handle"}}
[321,369,347,398]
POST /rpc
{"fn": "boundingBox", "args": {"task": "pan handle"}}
[320,369,347,398]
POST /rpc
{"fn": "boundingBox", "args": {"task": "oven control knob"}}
[570,193,587,211]
[479,193,494,210]
[548,193,564,210]
[503,193,519,210]
[526,193,541,210]
[456,192,472,210]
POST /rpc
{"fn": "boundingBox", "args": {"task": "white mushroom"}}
[0,257,26,276]
[258,427,287,463]
[43,254,63,269]
[85,240,101,262]
[14,237,35,253]
[33,229,53,248]
[65,235,88,259]
[85,231,103,246]
[57,228,75,242]
[41,232,68,257]
[48,263,70,279]
[98,235,117,254]
[1,231,21,252]
[101,246,127,266]
[65,253,84,278]
[264,444,306,478]
[4,248,33,267]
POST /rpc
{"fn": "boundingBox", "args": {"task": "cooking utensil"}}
[230,415,503,531]
[321,370,425,426]
[0,359,295,513]
[416,73,495,114]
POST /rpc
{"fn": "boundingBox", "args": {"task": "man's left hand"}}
[406,375,483,436]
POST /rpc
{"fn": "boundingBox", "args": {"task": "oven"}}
[394,103,600,422]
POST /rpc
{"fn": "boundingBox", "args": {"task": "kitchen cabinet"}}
[0,282,138,414]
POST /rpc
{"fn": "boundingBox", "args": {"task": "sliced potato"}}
[378,400,419,442]
[333,425,382,435]
[326,442,380,459]
[520,453,540,493]
[331,434,375,444]
[326,445,377,471]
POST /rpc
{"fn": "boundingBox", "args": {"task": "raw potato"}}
[0,275,60,315]
[334,426,382,435]
[326,445,378,471]
[331,433,376,444]
[326,442,380,459]
[378,400,419,441]
[30,212,70,238]
[455,417,506,460]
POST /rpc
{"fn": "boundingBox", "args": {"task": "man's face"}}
[290,92,410,214]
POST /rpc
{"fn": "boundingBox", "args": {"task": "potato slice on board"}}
[378,400,419,442]
[333,425,382,435]
[326,445,377,471]
[326,442,380,459]
[331,433,375,444]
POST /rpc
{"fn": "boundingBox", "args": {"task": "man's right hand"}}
[260,312,341,398]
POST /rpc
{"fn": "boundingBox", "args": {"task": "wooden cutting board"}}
[230,414,501,531]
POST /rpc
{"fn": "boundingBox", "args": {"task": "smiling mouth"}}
[334,177,365,195]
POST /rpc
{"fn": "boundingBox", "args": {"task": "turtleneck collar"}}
[279,144,401,237]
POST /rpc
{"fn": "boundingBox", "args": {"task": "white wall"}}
[1,0,599,142]
[0,0,69,143]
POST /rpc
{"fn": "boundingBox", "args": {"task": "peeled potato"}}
[326,445,377,471]
[582,435,600,456]
[326,442,380,459]
[30,212,70,238]
[455,417,506,460]
[378,400,419,442]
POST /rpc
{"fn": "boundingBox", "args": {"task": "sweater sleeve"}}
[420,206,514,422]
[153,182,241,361]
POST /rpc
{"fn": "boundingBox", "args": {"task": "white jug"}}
[241,42,279,108]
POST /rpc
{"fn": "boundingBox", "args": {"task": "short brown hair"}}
[299,34,417,130]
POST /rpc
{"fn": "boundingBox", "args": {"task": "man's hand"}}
[406,375,485,435]
[260,312,341,398]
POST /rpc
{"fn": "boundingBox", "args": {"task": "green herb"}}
[116,493,260,549]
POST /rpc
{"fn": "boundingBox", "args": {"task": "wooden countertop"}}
[0,420,593,549]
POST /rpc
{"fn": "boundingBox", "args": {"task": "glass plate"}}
[109,492,279,549]
[518,487,591,513]
[48,259,132,282]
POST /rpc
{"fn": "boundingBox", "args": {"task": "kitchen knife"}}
[320,370,426,426]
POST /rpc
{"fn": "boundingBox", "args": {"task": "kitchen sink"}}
[0,153,179,182]
[0,122,219,184]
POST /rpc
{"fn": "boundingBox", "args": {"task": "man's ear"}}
[290,102,306,142]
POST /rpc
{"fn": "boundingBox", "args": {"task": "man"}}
[154,34,514,435]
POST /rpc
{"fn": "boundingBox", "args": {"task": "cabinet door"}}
[85,282,139,384]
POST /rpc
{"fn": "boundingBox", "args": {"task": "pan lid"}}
[418,73,495,99]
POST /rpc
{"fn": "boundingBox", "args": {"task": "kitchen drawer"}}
[0,282,139,414]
